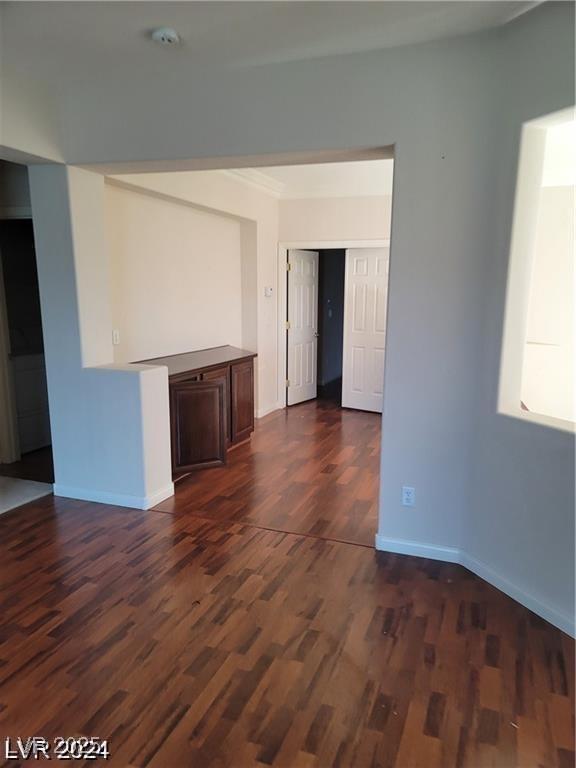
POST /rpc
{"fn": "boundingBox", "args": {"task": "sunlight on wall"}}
[499,107,575,430]
[520,116,575,423]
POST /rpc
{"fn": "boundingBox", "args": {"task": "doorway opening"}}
[94,151,393,546]
[0,168,54,495]
[280,239,391,413]
[317,249,345,403]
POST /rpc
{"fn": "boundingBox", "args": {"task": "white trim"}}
[500,1,546,25]
[375,534,575,637]
[500,407,575,434]
[256,403,281,419]
[219,166,394,200]
[280,239,390,250]
[53,482,174,511]
[0,206,32,219]
[145,483,176,507]
[460,551,575,638]
[220,169,285,198]
[277,239,390,409]
[375,534,460,563]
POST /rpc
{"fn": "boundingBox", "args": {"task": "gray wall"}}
[465,9,575,630]
[0,160,31,210]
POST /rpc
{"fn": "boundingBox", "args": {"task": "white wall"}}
[1,4,573,631]
[279,196,391,242]
[108,173,392,412]
[106,183,244,363]
[28,165,173,508]
[108,171,277,416]
[521,185,574,421]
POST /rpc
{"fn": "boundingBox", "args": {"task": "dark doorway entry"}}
[317,249,345,403]
[0,219,54,484]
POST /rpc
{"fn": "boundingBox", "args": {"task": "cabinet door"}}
[170,379,226,472]
[231,360,254,444]
[201,365,231,443]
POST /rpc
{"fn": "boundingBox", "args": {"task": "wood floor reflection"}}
[0,401,573,767]
[154,399,381,547]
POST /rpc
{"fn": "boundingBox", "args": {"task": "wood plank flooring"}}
[0,400,573,767]
[154,400,381,547]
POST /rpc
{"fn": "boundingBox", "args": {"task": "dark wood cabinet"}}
[202,365,231,443]
[139,346,257,477]
[170,378,226,472]
[231,361,254,444]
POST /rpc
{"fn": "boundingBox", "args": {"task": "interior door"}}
[287,249,319,406]
[342,247,389,412]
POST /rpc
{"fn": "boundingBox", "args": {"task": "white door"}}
[342,247,389,412]
[287,249,319,406]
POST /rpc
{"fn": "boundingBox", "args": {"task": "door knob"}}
[314,332,319,337]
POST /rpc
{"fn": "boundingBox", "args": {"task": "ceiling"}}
[2,2,540,82]
[226,159,394,198]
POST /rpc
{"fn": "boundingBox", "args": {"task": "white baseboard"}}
[460,551,575,638]
[375,534,460,563]
[143,483,175,508]
[375,534,575,637]
[53,482,174,511]
[256,403,283,419]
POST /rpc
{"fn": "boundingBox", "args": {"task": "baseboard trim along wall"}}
[256,403,282,419]
[145,484,176,508]
[375,534,575,637]
[375,535,461,563]
[53,483,175,510]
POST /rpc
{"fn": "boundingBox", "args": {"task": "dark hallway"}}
[317,249,345,403]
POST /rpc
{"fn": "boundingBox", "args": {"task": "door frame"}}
[277,239,390,409]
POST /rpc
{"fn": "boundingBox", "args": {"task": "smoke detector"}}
[151,27,180,46]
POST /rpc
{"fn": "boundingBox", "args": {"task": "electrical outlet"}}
[402,486,415,507]
[112,329,121,346]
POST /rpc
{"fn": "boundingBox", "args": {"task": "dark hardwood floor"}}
[155,399,381,547]
[0,401,573,767]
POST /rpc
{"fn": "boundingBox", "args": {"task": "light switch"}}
[264,286,273,298]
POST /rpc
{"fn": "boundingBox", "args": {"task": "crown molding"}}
[219,168,285,198]
[501,1,545,25]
